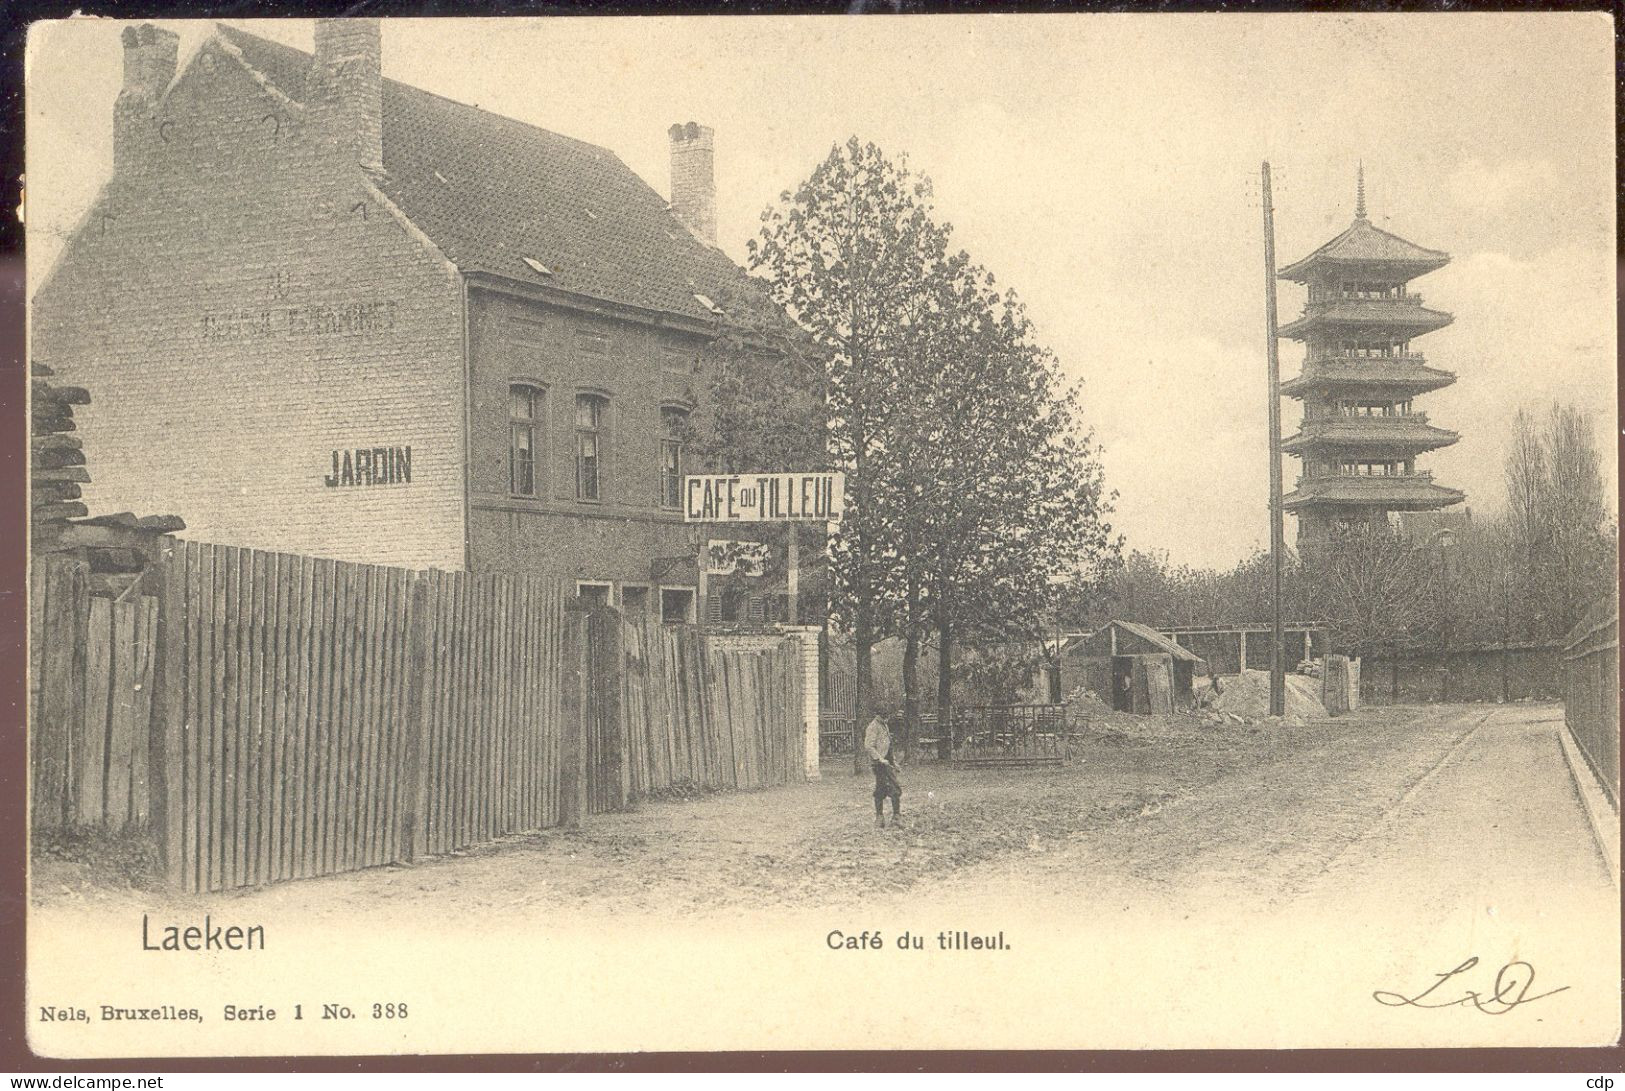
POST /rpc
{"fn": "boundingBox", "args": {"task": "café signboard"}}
[683,471,844,524]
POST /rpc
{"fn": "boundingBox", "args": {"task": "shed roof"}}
[1078,620,1205,665]
[216,24,764,325]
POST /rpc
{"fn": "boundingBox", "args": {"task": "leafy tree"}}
[749,138,952,770]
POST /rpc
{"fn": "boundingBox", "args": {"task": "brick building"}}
[32,20,791,623]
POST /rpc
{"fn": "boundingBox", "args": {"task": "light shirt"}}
[863,717,892,763]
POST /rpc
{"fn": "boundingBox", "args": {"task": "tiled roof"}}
[1279,301,1453,339]
[1284,477,1465,511]
[215,24,761,325]
[1281,360,1456,396]
[1279,216,1450,282]
[1282,419,1459,454]
[1280,216,1449,284]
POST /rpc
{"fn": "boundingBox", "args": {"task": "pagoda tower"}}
[1278,168,1465,550]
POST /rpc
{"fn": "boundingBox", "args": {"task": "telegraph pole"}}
[1261,161,1286,717]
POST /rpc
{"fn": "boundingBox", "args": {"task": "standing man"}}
[864,708,903,828]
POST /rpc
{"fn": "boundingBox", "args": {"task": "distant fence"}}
[31,539,806,892]
[29,556,159,831]
[1360,644,1562,706]
[1561,600,1618,809]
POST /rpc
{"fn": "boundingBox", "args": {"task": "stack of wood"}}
[32,362,184,593]
[31,363,91,552]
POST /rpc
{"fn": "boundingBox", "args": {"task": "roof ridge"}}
[214,21,618,161]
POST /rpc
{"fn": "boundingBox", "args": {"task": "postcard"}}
[22,12,1619,1058]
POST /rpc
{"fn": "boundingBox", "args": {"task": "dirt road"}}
[41,701,1613,925]
[30,701,1619,1054]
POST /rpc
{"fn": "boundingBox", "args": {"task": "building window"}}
[660,587,695,624]
[575,393,607,501]
[576,581,612,608]
[660,406,688,509]
[509,383,542,497]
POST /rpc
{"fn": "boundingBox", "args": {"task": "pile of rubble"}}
[1203,669,1327,725]
[32,362,184,592]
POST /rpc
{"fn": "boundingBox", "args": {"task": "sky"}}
[24,13,1617,569]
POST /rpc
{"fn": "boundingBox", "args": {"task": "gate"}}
[950,704,1069,766]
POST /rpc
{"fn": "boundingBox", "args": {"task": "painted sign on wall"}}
[325,446,413,488]
[684,472,845,523]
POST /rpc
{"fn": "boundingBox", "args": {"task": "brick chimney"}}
[668,122,716,245]
[309,19,383,172]
[113,24,178,176]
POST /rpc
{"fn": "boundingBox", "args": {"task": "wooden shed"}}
[1067,620,1207,714]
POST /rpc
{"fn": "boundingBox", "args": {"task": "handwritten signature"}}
[1374,956,1569,1015]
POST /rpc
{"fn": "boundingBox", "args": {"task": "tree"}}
[751,138,1120,765]
[1502,402,1614,641]
[749,138,952,771]
[1308,521,1442,665]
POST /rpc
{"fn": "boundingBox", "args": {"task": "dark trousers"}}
[872,761,901,815]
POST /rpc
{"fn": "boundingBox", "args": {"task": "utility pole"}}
[1261,161,1286,717]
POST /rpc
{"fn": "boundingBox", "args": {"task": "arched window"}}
[575,392,608,501]
[660,406,689,509]
[509,383,543,497]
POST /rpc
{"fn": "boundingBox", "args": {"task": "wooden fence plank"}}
[36,560,75,828]
[152,543,185,887]
[128,600,156,825]
[28,560,47,825]
[295,555,322,881]
[105,601,137,826]
[312,557,337,879]
[249,549,270,886]
[205,543,227,892]
[79,597,112,825]
[186,541,206,892]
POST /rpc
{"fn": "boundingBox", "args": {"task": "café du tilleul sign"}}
[682,472,844,627]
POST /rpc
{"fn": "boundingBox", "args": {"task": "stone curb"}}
[1554,719,1620,888]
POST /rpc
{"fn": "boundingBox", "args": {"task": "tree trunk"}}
[936,616,953,760]
[901,633,919,765]
[854,615,873,776]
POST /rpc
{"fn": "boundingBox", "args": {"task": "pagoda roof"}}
[1284,475,1465,512]
[1283,419,1459,455]
[1279,216,1450,283]
[1281,359,1456,396]
[1279,300,1453,339]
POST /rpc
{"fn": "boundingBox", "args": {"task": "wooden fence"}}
[29,555,159,831]
[32,539,806,893]
[1561,598,1618,809]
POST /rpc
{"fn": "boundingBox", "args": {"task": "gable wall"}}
[31,38,467,570]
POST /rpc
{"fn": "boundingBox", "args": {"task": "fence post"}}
[558,604,588,827]
[591,607,628,813]
[397,576,432,863]
[151,539,187,889]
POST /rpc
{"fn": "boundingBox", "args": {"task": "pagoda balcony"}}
[1281,356,1457,397]
[1283,415,1459,454]
[1283,472,1466,512]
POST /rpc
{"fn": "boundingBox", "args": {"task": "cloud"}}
[1445,157,1557,215]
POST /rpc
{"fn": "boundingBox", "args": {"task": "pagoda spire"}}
[1355,162,1367,220]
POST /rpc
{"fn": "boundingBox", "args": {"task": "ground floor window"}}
[621,585,651,615]
[660,587,695,624]
[576,581,613,608]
